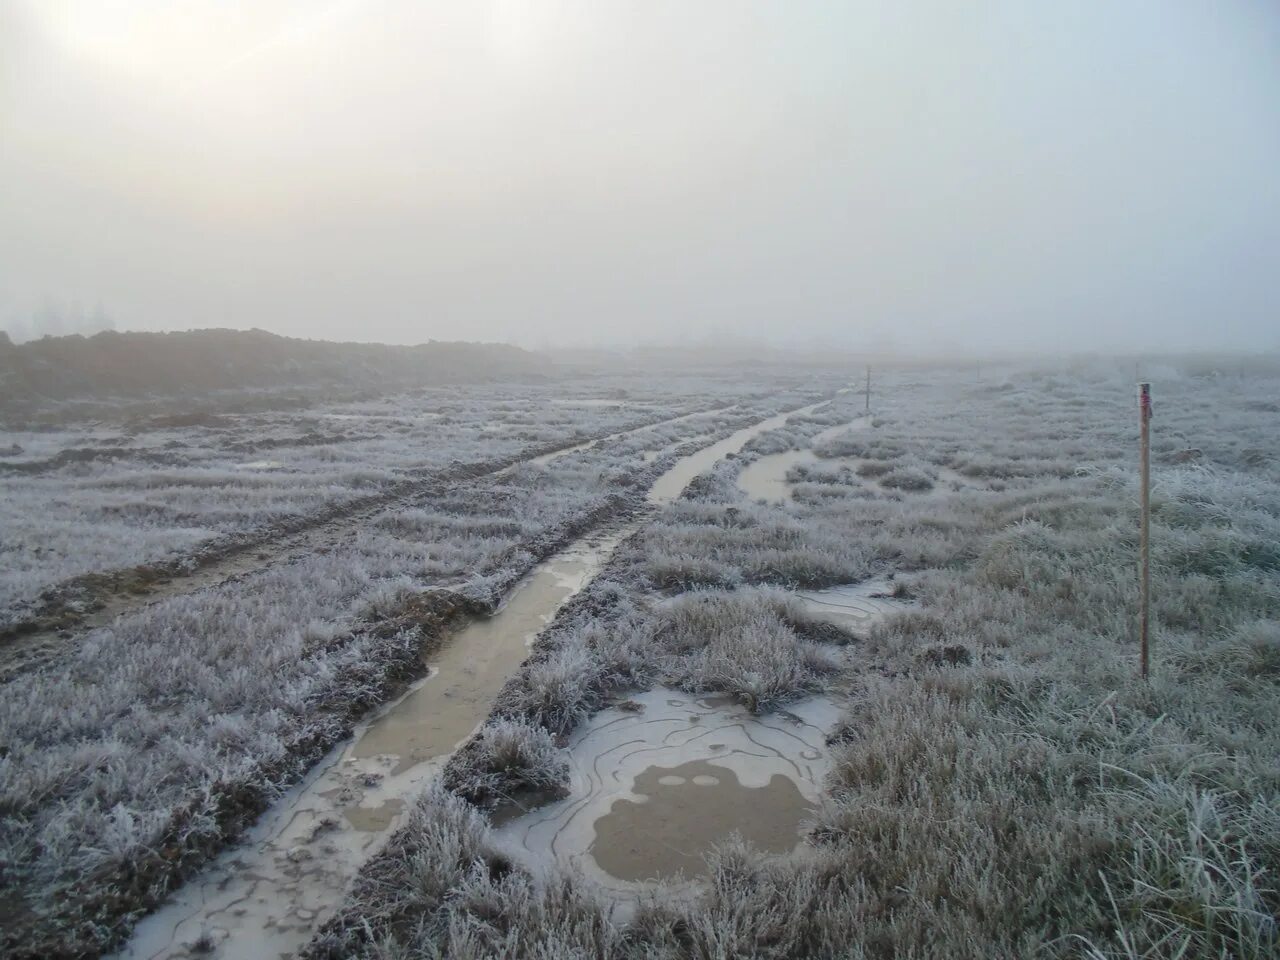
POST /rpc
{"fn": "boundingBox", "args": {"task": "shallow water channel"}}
[118,398,830,959]
[736,416,869,502]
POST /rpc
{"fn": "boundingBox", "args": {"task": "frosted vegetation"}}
[311,361,1279,960]
[0,374,832,956]
[0,374,775,630]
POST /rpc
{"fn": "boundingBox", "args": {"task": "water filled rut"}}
[118,398,829,959]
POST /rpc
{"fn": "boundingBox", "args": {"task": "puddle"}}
[115,398,828,959]
[794,578,910,637]
[737,450,819,501]
[350,555,589,777]
[735,417,868,502]
[493,689,838,914]
[234,460,284,470]
[591,759,812,882]
[647,401,826,503]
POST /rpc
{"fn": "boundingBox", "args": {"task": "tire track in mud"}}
[110,397,835,960]
[0,404,737,683]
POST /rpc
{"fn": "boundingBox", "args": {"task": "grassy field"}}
[0,371,837,956]
[309,362,1279,959]
[0,375,770,631]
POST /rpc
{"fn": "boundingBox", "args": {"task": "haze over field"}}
[2,1,1278,353]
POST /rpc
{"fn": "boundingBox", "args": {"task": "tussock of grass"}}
[442,719,568,808]
[877,463,936,491]
[656,590,841,711]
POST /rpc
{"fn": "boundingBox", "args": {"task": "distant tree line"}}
[1,298,117,344]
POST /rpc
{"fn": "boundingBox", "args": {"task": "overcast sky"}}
[2,1,1278,353]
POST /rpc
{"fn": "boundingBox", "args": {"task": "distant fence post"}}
[865,366,871,416]
[1138,382,1152,679]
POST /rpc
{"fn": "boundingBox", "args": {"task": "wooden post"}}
[865,366,871,416]
[1138,382,1152,679]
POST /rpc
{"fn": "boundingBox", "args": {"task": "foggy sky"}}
[2,1,1278,353]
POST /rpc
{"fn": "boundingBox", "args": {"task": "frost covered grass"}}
[441,719,569,809]
[0,373,772,628]
[311,361,1280,959]
[0,462,629,954]
[0,376,836,956]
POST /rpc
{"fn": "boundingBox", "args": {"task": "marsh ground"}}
[0,368,840,957]
[3,360,1277,960]
[310,361,1279,960]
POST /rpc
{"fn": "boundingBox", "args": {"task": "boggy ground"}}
[309,361,1279,960]
[0,377,838,958]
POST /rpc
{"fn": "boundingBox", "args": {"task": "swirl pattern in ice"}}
[492,689,840,910]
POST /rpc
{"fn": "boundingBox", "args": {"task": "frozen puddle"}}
[795,578,910,638]
[494,690,838,913]
[738,450,819,501]
[648,403,824,503]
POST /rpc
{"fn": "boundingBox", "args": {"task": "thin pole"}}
[1138,382,1152,680]
[865,366,871,416]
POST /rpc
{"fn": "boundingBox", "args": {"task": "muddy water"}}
[737,450,820,501]
[117,398,827,959]
[592,759,812,882]
[736,416,869,502]
[493,689,838,912]
[735,419,994,505]
[647,402,827,503]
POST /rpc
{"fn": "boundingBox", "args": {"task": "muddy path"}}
[0,403,736,682]
[113,397,831,960]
